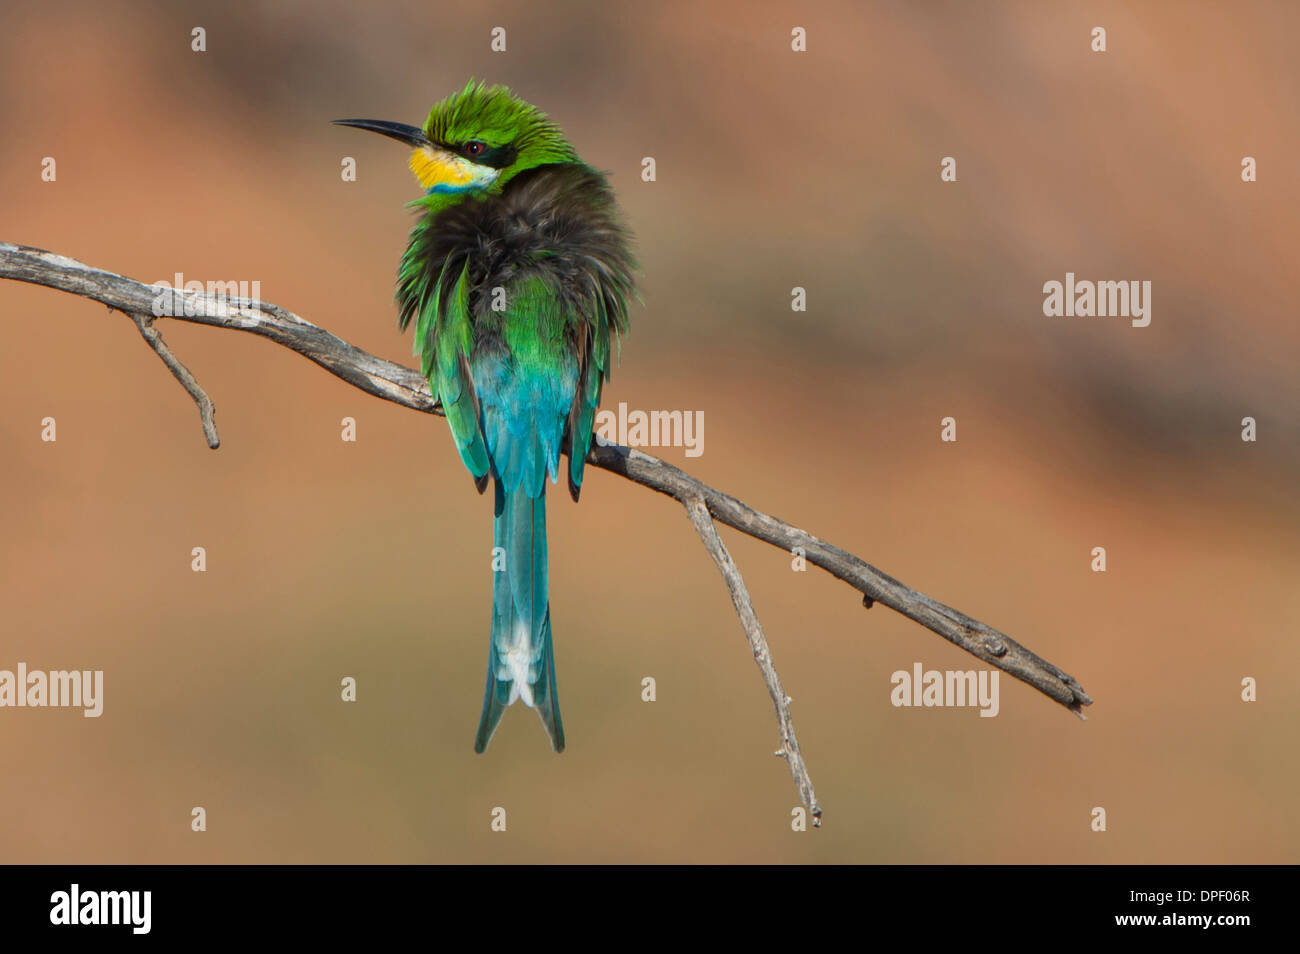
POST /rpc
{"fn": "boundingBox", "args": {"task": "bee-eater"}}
[336,81,634,753]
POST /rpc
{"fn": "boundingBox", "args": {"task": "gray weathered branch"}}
[685,496,820,826]
[128,311,221,448]
[0,241,1094,824]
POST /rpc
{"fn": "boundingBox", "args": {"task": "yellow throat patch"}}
[408,147,497,193]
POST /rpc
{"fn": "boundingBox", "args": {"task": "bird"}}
[335,80,635,754]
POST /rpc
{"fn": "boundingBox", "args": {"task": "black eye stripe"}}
[456,141,517,169]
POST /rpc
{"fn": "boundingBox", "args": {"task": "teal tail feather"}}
[474,479,565,753]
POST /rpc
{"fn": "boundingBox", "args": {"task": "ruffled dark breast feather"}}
[400,163,635,333]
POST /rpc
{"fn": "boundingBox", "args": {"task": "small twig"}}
[128,311,220,449]
[685,496,821,825]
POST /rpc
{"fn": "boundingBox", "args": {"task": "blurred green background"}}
[0,0,1297,862]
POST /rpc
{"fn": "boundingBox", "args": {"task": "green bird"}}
[336,81,634,753]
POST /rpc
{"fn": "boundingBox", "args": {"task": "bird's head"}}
[334,80,578,197]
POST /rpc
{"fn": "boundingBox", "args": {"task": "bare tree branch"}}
[590,443,1093,717]
[685,496,820,826]
[0,241,1094,822]
[127,311,220,448]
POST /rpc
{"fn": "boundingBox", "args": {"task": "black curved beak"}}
[331,119,430,148]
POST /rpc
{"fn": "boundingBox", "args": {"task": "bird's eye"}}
[464,140,486,157]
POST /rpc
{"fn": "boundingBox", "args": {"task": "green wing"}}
[407,255,490,485]
[567,320,608,499]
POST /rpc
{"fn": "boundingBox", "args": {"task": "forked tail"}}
[474,479,564,753]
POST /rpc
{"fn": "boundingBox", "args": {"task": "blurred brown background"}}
[1,0,1296,863]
